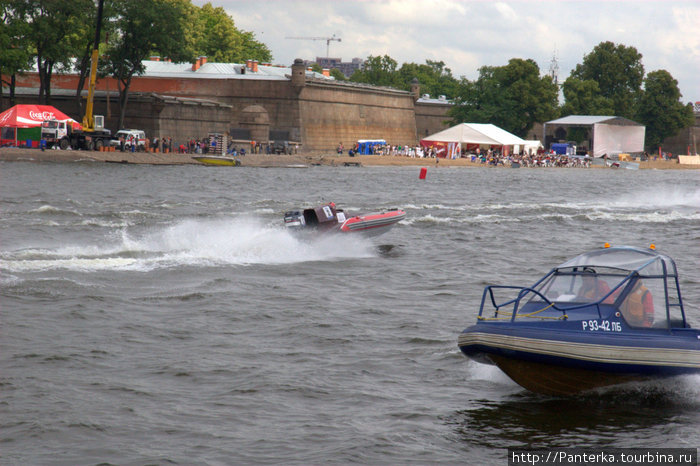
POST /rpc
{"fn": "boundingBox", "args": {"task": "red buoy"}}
[419,167,427,179]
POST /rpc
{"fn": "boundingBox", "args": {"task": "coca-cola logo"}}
[29,111,56,121]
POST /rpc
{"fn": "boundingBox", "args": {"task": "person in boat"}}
[620,280,654,327]
[577,267,615,304]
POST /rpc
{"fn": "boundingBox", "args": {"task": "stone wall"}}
[659,112,700,156]
[299,80,417,150]
[3,92,231,146]
[3,67,446,152]
[415,102,452,140]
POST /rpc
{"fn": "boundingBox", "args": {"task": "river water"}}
[1,162,699,465]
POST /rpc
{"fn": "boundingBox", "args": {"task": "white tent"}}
[543,115,645,157]
[422,123,527,147]
[522,140,543,155]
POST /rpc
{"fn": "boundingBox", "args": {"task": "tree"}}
[20,0,93,104]
[450,58,559,137]
[188,2,271,63]
[637,70,694,150]
[0,0,33,108]
[560,77,614,116]
[570,41,644,119]
[349,55,399,87]
[396,60,459,99]
[235,30,272,64]
[105,0,192,129]
[68,0,111,119]
[329,68,346,81]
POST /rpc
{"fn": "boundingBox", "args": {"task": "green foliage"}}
[637,70,694,150]
[449,58,559,137]
[350,56,459,99]
[564,41,694,149]
[329,68,347,81]
[189,2,271,63]
[570,41,644,119]
[560,77,614,116]
[105,0,193,127]
[0,0,34,88]
[16,0,94,102]
[350,55,399,87]
[396,60,459,99]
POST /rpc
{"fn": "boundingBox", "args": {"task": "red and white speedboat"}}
[284,203,405,237]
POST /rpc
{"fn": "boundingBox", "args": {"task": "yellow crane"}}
[285,34,341,57]
[83,0,104,131]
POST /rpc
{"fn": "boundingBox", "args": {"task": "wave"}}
[1,216,376,273]
[401,185,700,220]
[30,205,82,216]
[609,186,700,209]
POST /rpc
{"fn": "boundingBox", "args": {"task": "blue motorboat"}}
[458,245,700,396]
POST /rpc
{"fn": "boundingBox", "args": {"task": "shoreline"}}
[0,147,696,170]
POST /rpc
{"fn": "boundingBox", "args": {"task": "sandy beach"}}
[0,147,695,169]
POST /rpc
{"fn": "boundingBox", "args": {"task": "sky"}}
[193,0,699,104]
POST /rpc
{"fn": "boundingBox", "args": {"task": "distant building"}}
[309,57,364,78]
[2,57,451,151]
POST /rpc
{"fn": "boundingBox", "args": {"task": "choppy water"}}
[1,162,699,464]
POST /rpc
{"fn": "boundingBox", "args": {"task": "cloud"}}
[198,0,699,102]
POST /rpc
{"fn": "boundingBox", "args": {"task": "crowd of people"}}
[340,141,594,168]
[139,137,301,156]
[471,151,592,168]
[343,142,441,158]
[135,136,653,169]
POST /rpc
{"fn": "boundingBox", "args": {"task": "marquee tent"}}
[356,139,386,155]
[421,123,527,157]
[0,104,80,147]
[543,115,645,158]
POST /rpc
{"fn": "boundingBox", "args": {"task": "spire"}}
[549,49,560,87]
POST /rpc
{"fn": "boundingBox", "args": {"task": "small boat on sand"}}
[284,202,405,237]
[192,155,240,166]
[458,245,700,396]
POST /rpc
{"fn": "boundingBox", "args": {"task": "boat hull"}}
[458,325,700,395]
[192,156,240,166]
[339,209,406,237]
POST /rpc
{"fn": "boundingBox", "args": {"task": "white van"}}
[111,129,147,150]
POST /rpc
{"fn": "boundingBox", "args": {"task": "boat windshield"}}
[528,255,685,329]
[531,267,626,305]
[557,246,677,278]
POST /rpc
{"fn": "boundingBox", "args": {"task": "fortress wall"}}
[415,102,452,140]
[299,82,417,150]
[4,72,437,151]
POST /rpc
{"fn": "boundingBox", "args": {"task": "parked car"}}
[110,129,147,150]
[272,140,290,154]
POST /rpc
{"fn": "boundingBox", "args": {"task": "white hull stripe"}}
[344,213,405,230]
[458,332,700,368]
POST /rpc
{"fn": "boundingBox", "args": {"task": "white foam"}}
[1,216,376,273]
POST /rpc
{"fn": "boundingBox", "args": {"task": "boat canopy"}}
[556,246,677,278]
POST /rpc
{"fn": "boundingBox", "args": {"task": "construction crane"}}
[286,34,341,57]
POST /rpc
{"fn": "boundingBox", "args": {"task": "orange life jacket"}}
[621,285,653,327]
[579,281,614,303]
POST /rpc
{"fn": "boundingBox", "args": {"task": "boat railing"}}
[478,285,574,322]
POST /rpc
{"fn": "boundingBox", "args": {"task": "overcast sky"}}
[193,0,699,104]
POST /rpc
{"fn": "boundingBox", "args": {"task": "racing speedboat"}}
[284,202,405,237]
[192,155,240,166]
[458,245,700,396]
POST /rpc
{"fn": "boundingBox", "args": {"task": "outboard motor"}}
[284,210,306,229]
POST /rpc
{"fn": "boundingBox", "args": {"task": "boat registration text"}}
[582,319,622,332]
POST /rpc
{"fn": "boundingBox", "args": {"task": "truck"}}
[41,0,112,151]
[41,116,112,150]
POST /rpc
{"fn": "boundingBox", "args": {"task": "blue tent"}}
[356,139,386,155]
